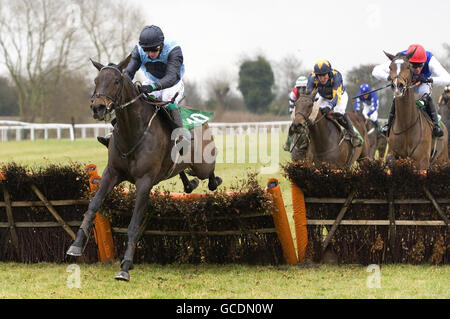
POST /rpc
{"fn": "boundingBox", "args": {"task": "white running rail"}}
[0,119,387,142]
[0,120,291,142]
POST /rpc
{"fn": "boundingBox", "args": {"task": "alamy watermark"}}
[366,264,381,289]
[170,126,280,174]
[366,4,382,30]
[66,264,81,289]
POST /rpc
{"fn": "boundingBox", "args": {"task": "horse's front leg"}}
[66,166,120,256]
[115,175,153,281]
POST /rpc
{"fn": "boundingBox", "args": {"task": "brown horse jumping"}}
[384,51,448,169]
[67,55,222,281]
[292,93,370,168]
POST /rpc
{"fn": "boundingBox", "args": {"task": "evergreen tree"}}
[238,56,275,113]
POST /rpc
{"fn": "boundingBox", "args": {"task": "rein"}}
[113,104,161,159]
[93,65,171,159]
[294,100,354,164]
[391,85,426,159]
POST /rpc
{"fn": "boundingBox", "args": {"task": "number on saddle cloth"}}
[179,107,215,131]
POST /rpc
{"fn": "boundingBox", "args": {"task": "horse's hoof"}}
[66,245,82,257]
[115,271,130,281]
[208,176,222,191]
[185,178,199,193]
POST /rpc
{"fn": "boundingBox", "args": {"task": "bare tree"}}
[0,0,79,121]
[274,54,307,97]
[269,54,307,116]
[206,77,231,113]
[182,79,204,107]
[75,0,146,64]
[0,0,146,122]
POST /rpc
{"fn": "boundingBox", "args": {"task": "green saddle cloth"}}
[180,107,214,131]
[352,126,364,142]
[166,103,214,130]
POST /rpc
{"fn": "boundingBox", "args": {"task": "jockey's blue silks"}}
[137,39,185,82]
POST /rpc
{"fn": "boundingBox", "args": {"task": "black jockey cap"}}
[139,25,164,50]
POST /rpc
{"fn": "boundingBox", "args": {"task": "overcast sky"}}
[132,0,449,88]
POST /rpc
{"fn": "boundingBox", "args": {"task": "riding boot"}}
[169,106,191,139]
[284,126,294,151]
[168,105,191,156]
[284,135,293,152]
[336,113,362,147]
[96,117,117,147]
[424,94,444,137]
[382,99,395,137]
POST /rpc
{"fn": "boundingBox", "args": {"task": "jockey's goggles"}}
[411,62,424,69]
[143,45,161,52]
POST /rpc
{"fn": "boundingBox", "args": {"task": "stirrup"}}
[351,136,362,147]
[433,126,444,138]
[345,130,361,147]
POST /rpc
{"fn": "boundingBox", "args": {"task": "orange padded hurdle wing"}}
[267,179,298,265]
[85,164,115,263]
[291,181,308,262]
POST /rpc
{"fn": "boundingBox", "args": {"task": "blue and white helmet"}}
[360,83,371,94]
[295,76,308,88]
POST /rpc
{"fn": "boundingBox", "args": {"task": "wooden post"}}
[30,184,76,240]
[322,189,357,252]
[423,186,450,231]
[1,179,19,248]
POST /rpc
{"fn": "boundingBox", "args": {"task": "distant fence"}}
[0,119,388,142]
[0,120,291,142]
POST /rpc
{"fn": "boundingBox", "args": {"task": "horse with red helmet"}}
[373,44,450,137]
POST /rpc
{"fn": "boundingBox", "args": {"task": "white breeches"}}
[361,102,378,121]
[143,79,185,104]
[413,82,432,100]
[317,91,348,115]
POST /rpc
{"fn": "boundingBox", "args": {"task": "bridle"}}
[90,64,177,159]
[294,95,326,130]
[90,65,145,115]
[390,57,417,97]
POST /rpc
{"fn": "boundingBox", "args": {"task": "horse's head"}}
[292,92,315,133]
[384,49,416,98]
[90,55,131,121]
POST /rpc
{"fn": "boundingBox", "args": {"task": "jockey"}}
[284,75,308,151]
[354,83,380,130]
[438,85,450,108]
[97,25,187,147]
[372,44,450,137]
[305,59,361,147]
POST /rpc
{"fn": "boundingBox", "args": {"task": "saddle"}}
[138,89,193,139]
[416,101,444,137]
[326,115,363,147]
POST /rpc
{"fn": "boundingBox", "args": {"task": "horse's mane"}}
[105,62,139,96]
